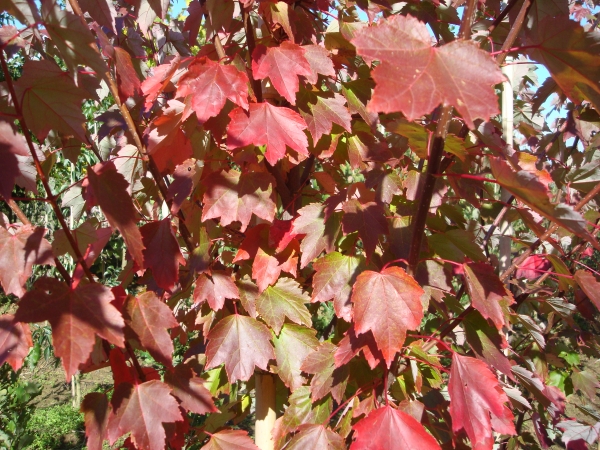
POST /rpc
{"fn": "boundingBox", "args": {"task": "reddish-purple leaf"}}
[125,292,179,367]
[205,314,275,382]
[202,168,276,232]
[15,60,89,142]
[0,224,54,297]
[108,380,183,450]
[15,278,125,379]
[227,103,309,165]
[177,57,249,123]
[301,93,352,144]
[575,270,600,311]
[302,44,335,84]
[334,327,383,370]
[114,47,141,102]
[351,267,424,367]
[0,314,32,371]
[351,405,440,450]
[167,159,201,215]
[81,392,110,450]
[342,199,388,257]
[201,429,260,450]
[164,364,218,415]
[449,353,516,449]
[463,262,514,330]
[515,254,551,280]
[86,161,145,268]
[352,14,504,128]
[251,42,311,105]
[0,119,29,200]
[78,0,116,33]
[193,271,240,311]
[140,219,184,290]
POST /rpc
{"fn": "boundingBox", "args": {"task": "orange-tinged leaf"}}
[81,392,110,450]
[227,103,309,165]
[288,424,345,450]
[350,405,441,450]
[490,157,600,250]
[292,203,340,268]
[205,314,275,382]
[352,14,504,128]
[202,168,276,232]
[193,271,240,311]
[177,57,249,123]
[0,314,32,371]
[448,353,516,450]
[108,380,182,450]
[0,224,54,297]
[140,219,184,290]
[273,324,319,391]
[251,42,311,105]
[125,292,178,367]
[15,278,125,379]
[311,252,363,321]
[463,262,514,330]
[351,267,424,367]
[201,429,259,450]
[256,278,311,334]
[87,161,145,267]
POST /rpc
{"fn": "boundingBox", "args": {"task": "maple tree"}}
[1,0,600,449]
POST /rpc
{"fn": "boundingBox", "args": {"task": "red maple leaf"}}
[193,271,240,311]
[177,57,249,123]
[251,42,311,105]
[0,119,29,200]
[108,380,183,450]
[341,198,388,258]
[352,14,505,128]
[300,92,352,144]
[0,224,54,297]
[86,161,145,268]
[125,292,179,367]
[227,103,309,164]
[292,203,340,268]
[140,219,185,290]
[351,267,424,367]
[201,429,260,450]
[350,405,440,449]
[81,392,110,450]
[302,44,335,84]
[113,47,141,102]
[164,364,218,415]
[448,353,516,449]
[463,262,514,330]
[205,314,275,382]
[202,168,277,232]
[15,278,125,379]
[0,314,32,371]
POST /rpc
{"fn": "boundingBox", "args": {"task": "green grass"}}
[26,404,85,449]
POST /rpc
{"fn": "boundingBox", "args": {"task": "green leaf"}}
[256,278,312,334]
